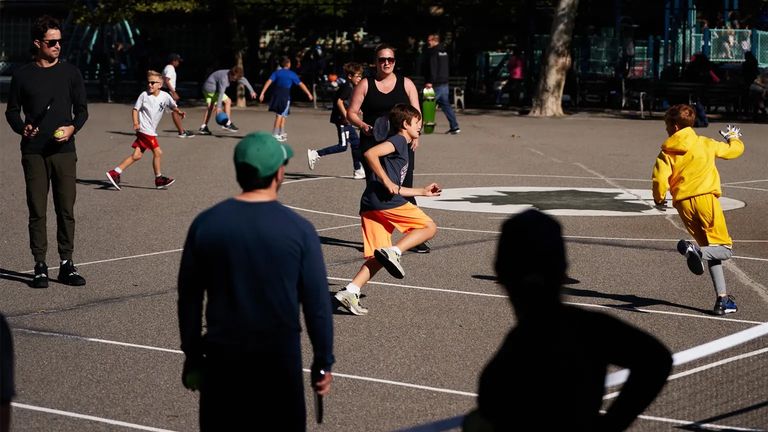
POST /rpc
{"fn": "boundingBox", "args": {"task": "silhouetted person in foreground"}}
[1,313,14,432]
[464,210,672,432]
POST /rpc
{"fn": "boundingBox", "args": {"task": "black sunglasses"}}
[148,81,162,85]
[41,39,62,48]
[377,57,395,64]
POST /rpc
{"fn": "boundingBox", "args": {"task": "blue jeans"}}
[434,84,459,130]
[317,124,362,170]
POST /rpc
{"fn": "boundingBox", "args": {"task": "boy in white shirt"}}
[106,70,182,190]
[162,53,194,138]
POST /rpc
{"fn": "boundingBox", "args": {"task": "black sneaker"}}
[408,241,431,254]
[32,261,49,288]
[177,130,195,138]
[197,126,212,135]
[222,122,239,132]
[447,127,461,135]
[58,260,86,286]
[714,295,738,315]
[676,239,704,275]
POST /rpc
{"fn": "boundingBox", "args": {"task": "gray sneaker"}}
[335,290,369,315]
[374,247,405,279]
[677,239,704,275]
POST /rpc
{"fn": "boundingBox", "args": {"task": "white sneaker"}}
[280,132,288,139]
[334,290,369,315]
[307,149,320,170]
[353,168,366,179]
[374,247,405,279]
[273,134,286,142]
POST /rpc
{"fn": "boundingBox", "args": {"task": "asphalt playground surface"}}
[1,102,767,431]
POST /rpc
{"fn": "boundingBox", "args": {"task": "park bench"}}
[409,75,467,110]
[649,81,742,115]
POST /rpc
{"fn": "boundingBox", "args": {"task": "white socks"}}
[345,283,361,295]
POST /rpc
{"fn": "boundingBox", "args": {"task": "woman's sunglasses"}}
[377,57,395,64]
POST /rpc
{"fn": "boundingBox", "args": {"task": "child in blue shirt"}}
[258,56,313,142]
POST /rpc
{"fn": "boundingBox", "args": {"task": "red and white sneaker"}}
[106,170,121,190]
[155,176,176,189]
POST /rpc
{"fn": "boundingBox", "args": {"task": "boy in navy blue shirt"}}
[259,56,313,141]
[335,104,441,315]
[307,62,366,179]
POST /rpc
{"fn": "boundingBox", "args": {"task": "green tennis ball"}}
[53,130,65,138]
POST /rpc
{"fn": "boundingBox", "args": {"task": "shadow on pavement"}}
[563,286,712,316]
[0,268,33,288]
[319,236,363,253]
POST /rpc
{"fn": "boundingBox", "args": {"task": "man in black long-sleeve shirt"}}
[5,15,88,288]
[178,132,334,431]
[420,33,460,134]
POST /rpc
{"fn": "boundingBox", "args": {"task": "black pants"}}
[199,339,306,431]
[21,152,77,263]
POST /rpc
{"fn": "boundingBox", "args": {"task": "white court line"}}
[327,276,766,325]
[9,249,183,274]
[667,347,768,381]
[569,301,765,325]
[285,204,768,245]
[11,402,176,432]
[605,322,768,389]
[283,176,336,185]
[633,413,765,432]
[411,172,768,194]
[724,185,768,192]
[303,370,477,397]
[285,205,358,220]
[410,172,650,182]
[15,329,184,353]
[16,327,766,432]
[316,223,360,232]
[723,179,768,185]
[328,276,508,299]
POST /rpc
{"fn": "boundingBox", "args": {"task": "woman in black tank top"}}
[360,74,409,141]
[347,44,422,205]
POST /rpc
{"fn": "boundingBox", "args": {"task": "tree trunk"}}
[225,0,247,107]
[530,0,579,117]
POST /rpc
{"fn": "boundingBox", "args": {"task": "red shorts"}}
[132,132,159,152]
[360,203,434,258]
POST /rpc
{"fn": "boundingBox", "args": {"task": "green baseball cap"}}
[233,132,294,178]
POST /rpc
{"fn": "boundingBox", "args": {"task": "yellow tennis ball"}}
[53,130,65,138]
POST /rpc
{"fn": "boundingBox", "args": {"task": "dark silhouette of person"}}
[1,313,14,432]
[682,53,720,127]
[464,210,672,432]
[741,51,759,113]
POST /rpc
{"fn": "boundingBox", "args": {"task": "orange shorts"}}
[360,203,434,258]
[132,132,160,152]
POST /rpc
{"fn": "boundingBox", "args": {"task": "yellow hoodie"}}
[652,127,744,203]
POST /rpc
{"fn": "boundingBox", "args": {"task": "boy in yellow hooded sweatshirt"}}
[652,104,744,316]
